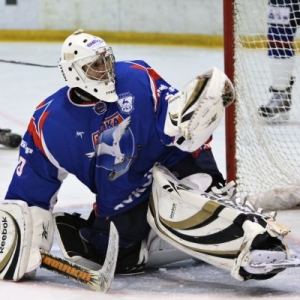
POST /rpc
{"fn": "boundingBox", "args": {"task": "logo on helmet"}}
[87,39,104,48]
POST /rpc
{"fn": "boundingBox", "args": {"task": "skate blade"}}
[251,259,300,270]
[244,249,300,274]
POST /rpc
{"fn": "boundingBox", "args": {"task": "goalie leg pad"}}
[25,205,54,275]
[0,200,54,281]
[0,200,33,281]
[148,165,292,281]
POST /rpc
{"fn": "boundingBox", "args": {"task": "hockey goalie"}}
[0,30,299,286]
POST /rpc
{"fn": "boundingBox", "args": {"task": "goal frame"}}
[223,0,236,183]
[221,0,300,211]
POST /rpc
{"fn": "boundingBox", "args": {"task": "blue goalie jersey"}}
[5,60,191,217]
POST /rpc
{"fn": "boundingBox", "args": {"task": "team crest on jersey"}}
[117,93,134,114]
[86,112,136,180]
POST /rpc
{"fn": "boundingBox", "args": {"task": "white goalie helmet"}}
[59,29,118,102]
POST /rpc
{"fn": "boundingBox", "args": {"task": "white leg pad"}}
[0,200,54,281]
[0,200,33,281]
[148,164,293,281]
[25,206,54,274]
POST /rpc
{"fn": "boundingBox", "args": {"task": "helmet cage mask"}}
[73,47,115,87]
[59,31,118,102]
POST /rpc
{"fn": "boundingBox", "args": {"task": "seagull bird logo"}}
[86,116,131,165]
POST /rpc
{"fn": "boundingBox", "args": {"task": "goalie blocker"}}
[147,164,300,281]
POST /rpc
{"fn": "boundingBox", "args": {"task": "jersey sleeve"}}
[5,102,68,210]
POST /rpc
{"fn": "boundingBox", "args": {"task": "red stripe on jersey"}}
[27,100,51,155]
[131,64,161,109]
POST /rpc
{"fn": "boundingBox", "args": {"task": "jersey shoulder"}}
[115,60,164,88]
[116,60,151,69]
[115,60,152,77]
[43,86,69,105]
[30,86,72,137]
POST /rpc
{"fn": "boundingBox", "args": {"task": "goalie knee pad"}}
[54,212,149,274]
[0,200,32,280]
[148,165,292,281]
[0,200,53,281]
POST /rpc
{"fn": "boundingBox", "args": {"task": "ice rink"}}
[0,42,299,300]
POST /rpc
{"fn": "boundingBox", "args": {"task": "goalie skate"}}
[257,77,295,123]
[244,248,300,276]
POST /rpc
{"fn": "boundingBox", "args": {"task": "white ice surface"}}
[0,42,299,299]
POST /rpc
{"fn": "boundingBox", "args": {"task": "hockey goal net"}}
[223,0,300,210]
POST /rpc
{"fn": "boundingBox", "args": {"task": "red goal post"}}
[223,0,300,210]
[223,0,236,183]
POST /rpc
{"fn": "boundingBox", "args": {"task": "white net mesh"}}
[232,0,300,199]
